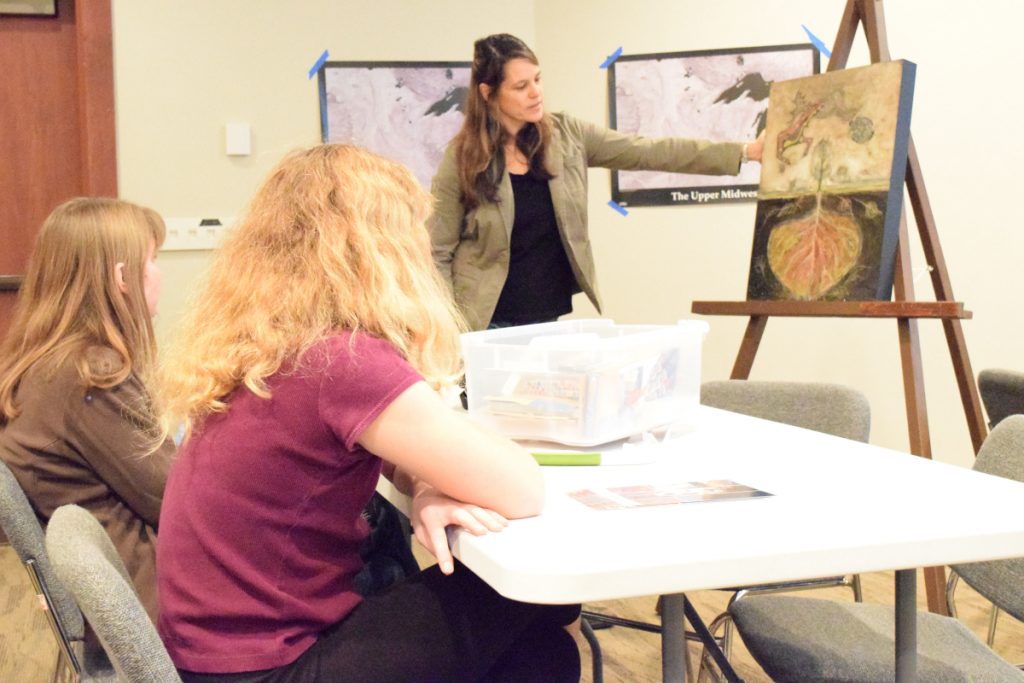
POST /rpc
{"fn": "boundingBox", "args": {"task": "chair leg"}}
[696,611,732,683]
[50,651,77,683]
[851,573,864,602]
[50,655,64,683]
[697,646,720,683]
[580,617,604,683]
[685,637,697,683]
[987,605,1001,647]
[946,571,1001,648]
[721,614,734,660]
[946,570,960,618]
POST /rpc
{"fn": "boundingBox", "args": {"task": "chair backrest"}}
[0,458,85,660]
[978,369,1024,428]
[45,504,182,683]
[952,415,1024,622]
[700,380,871,443]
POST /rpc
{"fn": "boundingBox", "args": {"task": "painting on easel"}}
[746,60,915,301]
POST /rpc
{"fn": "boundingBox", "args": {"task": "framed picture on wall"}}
[0,0,57,16]
[318,61,471,188]
[608,44,819,207]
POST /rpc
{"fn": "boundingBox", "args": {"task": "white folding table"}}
[380,406,1024,682]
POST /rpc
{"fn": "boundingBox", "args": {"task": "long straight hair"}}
[452,33,555,210]
[159,144,466,438]
[0,198,164,421]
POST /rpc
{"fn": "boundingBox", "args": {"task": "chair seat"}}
[730,595,1024,683]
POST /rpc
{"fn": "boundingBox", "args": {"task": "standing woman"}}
[0,198,174,623]
[156,144,579,682]
[431,33,764,330]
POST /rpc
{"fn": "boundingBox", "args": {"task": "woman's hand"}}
[410,482,509,575]
[745,129,766,163]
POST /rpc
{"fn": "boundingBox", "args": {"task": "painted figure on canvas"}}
[746,60,915,301]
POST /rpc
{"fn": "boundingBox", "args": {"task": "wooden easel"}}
[691,0,987,615]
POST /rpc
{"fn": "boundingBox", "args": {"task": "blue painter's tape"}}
[607,200,628,216]
[801,25,832,59]
[600,47,623,69]
[308,49,330,79]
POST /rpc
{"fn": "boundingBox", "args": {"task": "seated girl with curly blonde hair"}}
[156,144,580,682]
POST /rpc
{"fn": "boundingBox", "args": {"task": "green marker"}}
[531,451,602,466]
[530,450,655,466]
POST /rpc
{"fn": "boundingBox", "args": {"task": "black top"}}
[490,172,577,325]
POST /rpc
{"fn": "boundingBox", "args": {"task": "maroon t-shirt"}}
[157,332,422,673]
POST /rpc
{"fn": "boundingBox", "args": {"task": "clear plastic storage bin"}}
[460,319,709,446]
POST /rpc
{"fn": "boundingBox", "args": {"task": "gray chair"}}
[978,368,1024,428]
[698,380,871,677]
[0,458,114,682]
[950,369,1024,646]
[46,504,181,683]
[946,410,1024,649]
[729,415,1024,683]
[700,380,871,442]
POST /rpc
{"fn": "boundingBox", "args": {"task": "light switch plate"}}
[225,122,251,156]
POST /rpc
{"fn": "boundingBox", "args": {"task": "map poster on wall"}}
[609,44,819,207]
[318,61,471,188]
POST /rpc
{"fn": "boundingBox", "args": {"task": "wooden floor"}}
[1,541,1021,682]
[0,545,58,682]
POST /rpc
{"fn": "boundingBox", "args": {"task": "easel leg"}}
[922,567,948,617]
[730,316,767,380]
[941,318,987,454]
[896,317,930,458]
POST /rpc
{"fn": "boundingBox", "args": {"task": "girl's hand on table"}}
[410,483,508,575]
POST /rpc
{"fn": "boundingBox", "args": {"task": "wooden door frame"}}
[75,0,117,198]
[0,0,116,295]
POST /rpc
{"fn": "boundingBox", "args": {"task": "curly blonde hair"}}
[0,198,164,421]
[159,144,466,436]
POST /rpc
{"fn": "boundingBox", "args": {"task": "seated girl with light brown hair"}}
[0,197,175,623]
[156,144,580,682]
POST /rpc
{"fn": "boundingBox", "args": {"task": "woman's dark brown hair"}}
[452,34,554,210]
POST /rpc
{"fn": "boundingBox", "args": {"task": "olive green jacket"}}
[429,112,744,330]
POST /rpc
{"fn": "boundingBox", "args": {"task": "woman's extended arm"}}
[563,113,747,176]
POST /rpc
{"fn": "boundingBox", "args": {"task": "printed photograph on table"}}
[609,44,819,206]
[570,479,772,511]
[318,61,470,188]
[746,60,916,301]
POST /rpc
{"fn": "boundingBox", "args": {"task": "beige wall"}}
[113,0,1023,466]
[111,0,536,341]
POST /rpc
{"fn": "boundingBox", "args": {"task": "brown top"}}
[0,347,174,623]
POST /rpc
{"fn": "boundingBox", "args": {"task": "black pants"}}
[354,493,420,596]
[180,561,581,683]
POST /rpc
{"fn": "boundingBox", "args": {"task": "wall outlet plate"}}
[161,217,235,251]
